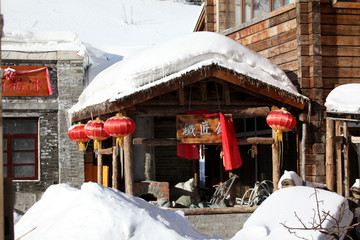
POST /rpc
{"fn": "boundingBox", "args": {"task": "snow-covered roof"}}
[325,83,360,114]
[68,31,309,120]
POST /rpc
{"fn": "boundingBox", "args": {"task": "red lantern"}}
[68,122,90,151]
[84,118,110,150]
[104,113,136,147]
[266,107,296,141]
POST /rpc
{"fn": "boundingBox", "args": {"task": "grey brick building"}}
[2,48,87,212]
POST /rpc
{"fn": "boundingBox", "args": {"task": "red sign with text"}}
[2,66,53,97]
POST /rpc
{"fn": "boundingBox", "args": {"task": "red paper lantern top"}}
[104,114,136,137]
[84,118,110,141]
[266,108,296,132]
[68,122,90,143]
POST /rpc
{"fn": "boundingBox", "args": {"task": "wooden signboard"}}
[2,66,52,96]
[176,114,232,144]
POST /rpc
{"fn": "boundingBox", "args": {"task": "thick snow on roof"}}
[231,186,353,240]
[69,31,304,117]
[1,0,202,81]
[15,182,220,240]
[325,83,360,114]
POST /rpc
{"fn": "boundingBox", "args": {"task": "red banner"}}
[2,66,53,96]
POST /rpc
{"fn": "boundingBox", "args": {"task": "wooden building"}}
[194,0,360,190]
[69,32,310,204]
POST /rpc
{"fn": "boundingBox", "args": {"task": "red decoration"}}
[2,66,53,96]
[68,122,90,151]
[104,113,136,147]
[266,107,296,141]
[84,118,110,150]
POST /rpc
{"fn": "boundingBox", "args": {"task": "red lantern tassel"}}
[94,140,100,150]
[276,130,283,141]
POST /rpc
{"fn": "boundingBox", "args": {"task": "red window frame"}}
[3,118,38,180]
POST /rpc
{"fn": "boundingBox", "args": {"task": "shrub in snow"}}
[15,182,221,240]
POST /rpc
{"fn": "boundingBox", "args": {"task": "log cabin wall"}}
[321,1,360,94]
[201,0,329,183]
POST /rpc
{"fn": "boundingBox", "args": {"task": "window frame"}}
[3,118,39,181]
[228,0,293,26]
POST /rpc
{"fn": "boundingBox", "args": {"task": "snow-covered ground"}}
[14,182,355,240]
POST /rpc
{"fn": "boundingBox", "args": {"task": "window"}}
[227,0,293,27]
[3,118,38,180]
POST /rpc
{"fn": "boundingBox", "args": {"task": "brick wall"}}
[186,212,251,239]
[2,51,86,212]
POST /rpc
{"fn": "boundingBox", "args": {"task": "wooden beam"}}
[335,121,343,195]
[222,83,231,105]
[124,135,134,195]
[98,147,113,155]
[344,122,350,198]
[326,119,335,191]
[272,130,280,191]
[132,137,274,146]
[200,81,207,102]
[128,106,271,118]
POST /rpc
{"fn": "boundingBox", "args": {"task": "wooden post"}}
[272,129,280,191]
[335,120,343,195]
[326,119,335,191]
[97,142,103,185]
[124,135,134,195]
[193,159,199,188]
[344,122,350,198]
[112,146,119,189]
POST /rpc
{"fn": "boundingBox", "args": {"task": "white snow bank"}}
[69,31,305,116]
[231,186,353,240]
[352,179,360,188]
[278,170,326,189]
[15,182,220,240]
[325,83,360,114]
[2,31,86,52]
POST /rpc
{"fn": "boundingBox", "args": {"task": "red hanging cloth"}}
[219,112,242,171]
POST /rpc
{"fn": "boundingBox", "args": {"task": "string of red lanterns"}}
[68,114,136,151]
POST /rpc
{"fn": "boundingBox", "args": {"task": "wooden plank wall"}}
[320,0,360,97]
[225,5,299,86]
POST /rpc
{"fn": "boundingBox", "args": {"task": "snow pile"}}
[231,186,353,240]
[325,83,360,114]
[69,31,304,116]
[15,182,220,240]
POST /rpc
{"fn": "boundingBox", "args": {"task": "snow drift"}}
[15,182,220,240]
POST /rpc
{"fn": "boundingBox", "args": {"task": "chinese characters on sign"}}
[1,66,52,96]
[176,114,232,144]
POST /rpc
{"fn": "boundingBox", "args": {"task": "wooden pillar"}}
[344,122,350,198]
[97,142,103,185]
[272,129,280,191]
[326,119,335,191]
[335,120,343,195]
[112,146,119,189]
[193,159,199,188]
[124,135,134,195]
